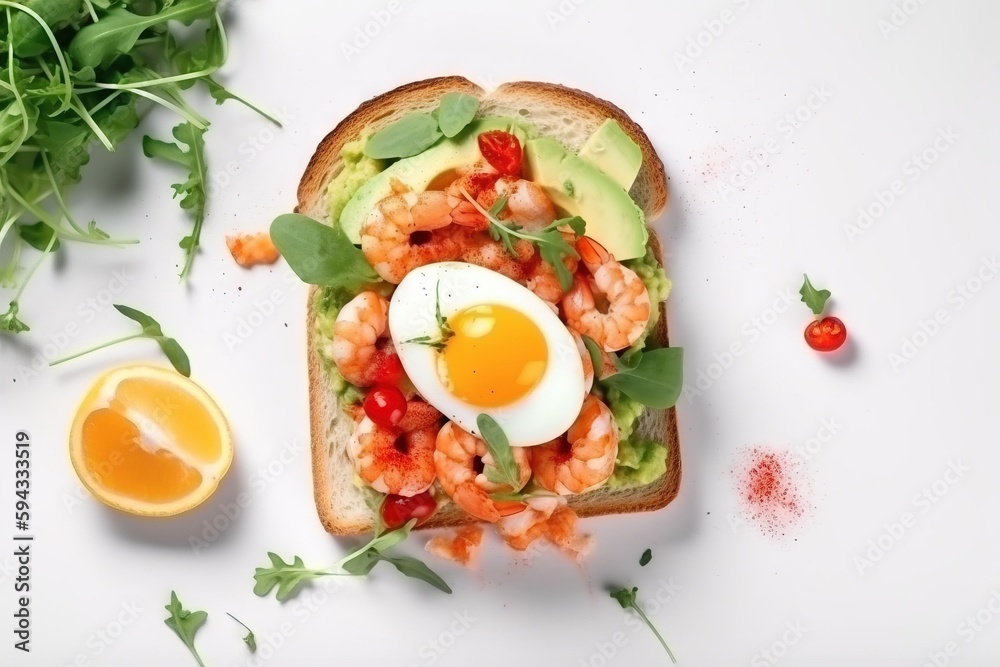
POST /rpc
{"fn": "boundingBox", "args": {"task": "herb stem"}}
[459,187,535,242]
[633,605,677,664]
[85,69,216,92]
[49,333,143,367]
[41,152,87,236]
[226,612,251,633]
[70,98,115,151]
[80,0,98,21]
[124,88,209,130]
[11,232,56,302]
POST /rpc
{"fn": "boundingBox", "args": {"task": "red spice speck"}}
[734,446,809,538]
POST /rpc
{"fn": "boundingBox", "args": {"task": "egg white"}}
[389,262,584,447]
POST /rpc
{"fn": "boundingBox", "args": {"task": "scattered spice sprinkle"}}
[733,446,809,538]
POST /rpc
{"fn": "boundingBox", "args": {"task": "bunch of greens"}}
[0,0,279,333]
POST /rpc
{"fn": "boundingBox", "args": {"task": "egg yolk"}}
[441,304,548,407]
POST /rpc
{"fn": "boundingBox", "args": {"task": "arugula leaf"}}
[539,216,586,291]
[340,547,381,576]
[377,554,453,594]
[364,114,442,160]
[68,0,217,68]
[49,304,191,375]
[640,548,652,567]
[600,347,683,409]
[799,273,831,316]
[255,520,451,600]
[253,553,330,602]
[142,122,208,280]
[436,92,480,138]
[9,0,83,58]
[269,213,379,290]
[17,222,61,252]
[462,187,586,290]
[610,587,676,663]
[226,613,256,653]
[477,414,525,492]
[401,280,452,350]
[163,591,208,667]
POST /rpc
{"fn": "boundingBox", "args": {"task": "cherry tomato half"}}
[363,384,407,429]
[478,131,522,176]
[804,316,847,352]
[381,491,437,530]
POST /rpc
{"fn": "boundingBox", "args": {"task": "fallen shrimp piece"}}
[425,526,485,566]
[498,497,594,562]
[226,232,281,268]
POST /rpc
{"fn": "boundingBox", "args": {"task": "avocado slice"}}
[523,137,648,261]
[339,117,527,243]
[578,119,643,191]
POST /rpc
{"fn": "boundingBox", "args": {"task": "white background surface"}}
[2,0,1000,665]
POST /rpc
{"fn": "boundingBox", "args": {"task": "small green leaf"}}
[610,586,637,608]
[377,554,453,594]
[163,591,208,667]
[364,114,442,159]
[114,304,163,336]
[0,302,30,333]
[155,337,192,377]
[436,93,480,138]
[608,586,676,663]
[640,549,652,567]
[253,553,328,602]
[269,214,379,290]
[341,547,381,575]
[476,414,524,491]
[799,274,831,316]
[601,347,683,409]
[17,222,61,252]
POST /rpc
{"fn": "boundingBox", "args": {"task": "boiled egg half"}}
[389,262,584,447]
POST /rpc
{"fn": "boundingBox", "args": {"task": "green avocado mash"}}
[325,138,386,227]
[314,138,389,405]
[608,436,668,489]
[313,118,673,491]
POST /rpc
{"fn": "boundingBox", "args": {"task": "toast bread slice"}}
[297,77,679,535]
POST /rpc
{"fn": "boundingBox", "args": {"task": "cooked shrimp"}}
[531,395,619,495]
[524,243,578,306]
[494,177,556,229]
[226,231,280,268]
[347,400,442,496]
[573,332,595,395]
[498,497,593,561]
[360,191,484,283]
[434,421,531,522]
[460,233,536,282]
[331,291,390,386]
[562,236,650,352]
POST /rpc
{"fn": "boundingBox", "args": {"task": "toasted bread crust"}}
[299,77,677,535]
